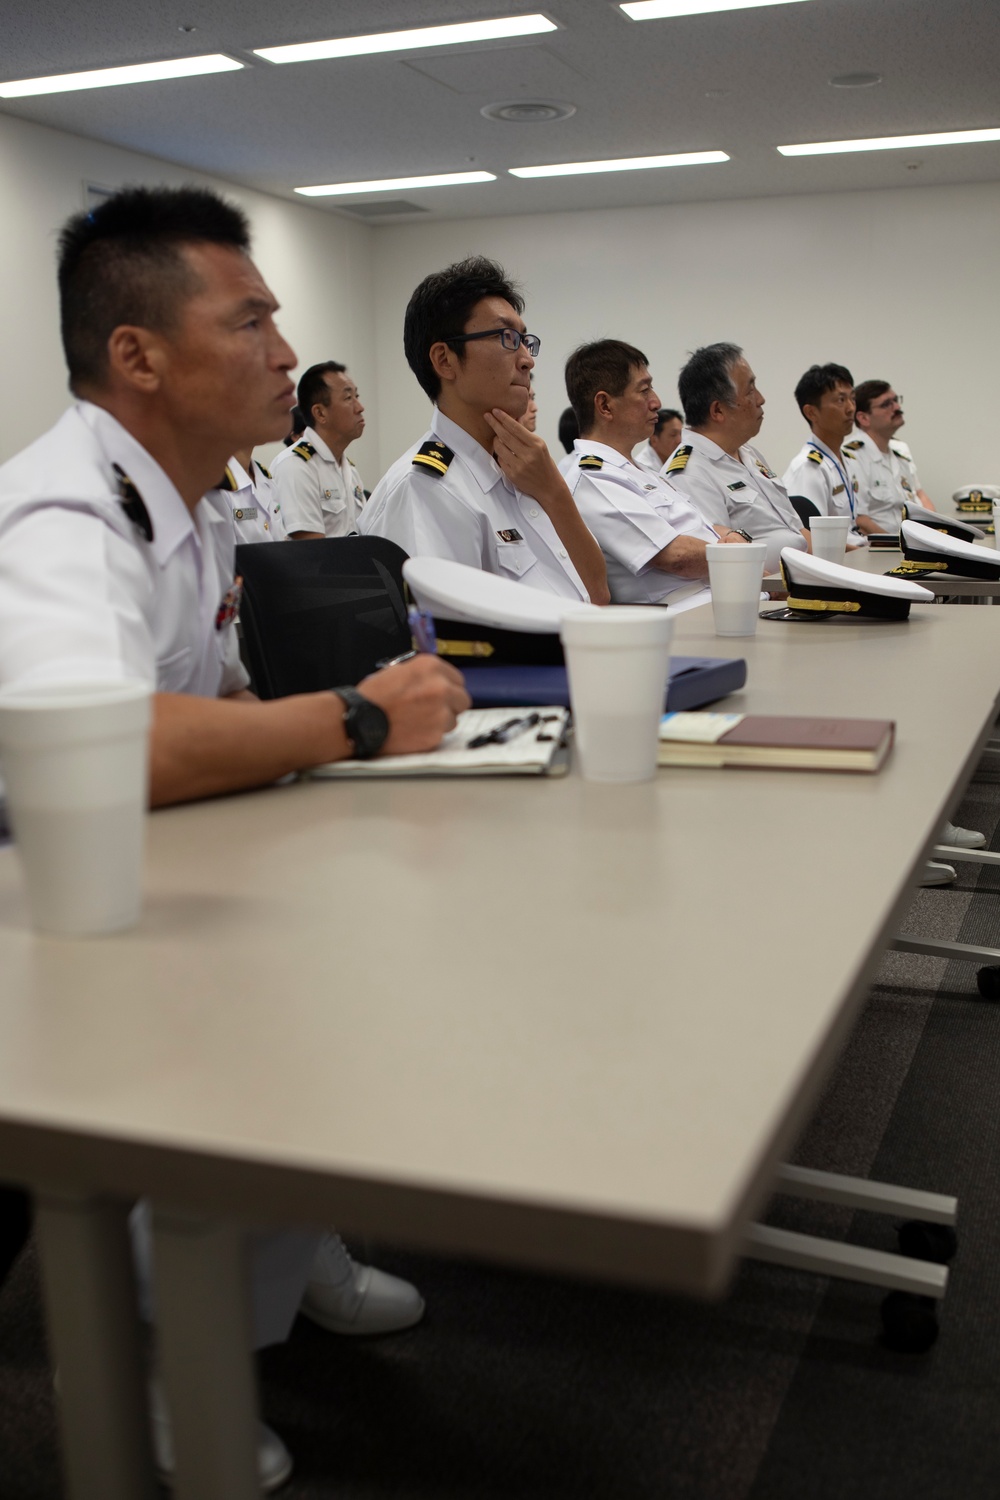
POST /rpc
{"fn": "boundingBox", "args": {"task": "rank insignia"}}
[843,440,864,452]
[578,454,604,470]
[254,460,272,480]
[496,528,524,542]
[218,466,238,492]
[215,575,243,631]
[807,448,824,465]
[292,441,316,462]
[412,440,454,476]
[113,464,154,542]
[666,445,692,474]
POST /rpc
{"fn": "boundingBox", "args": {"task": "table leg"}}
[35,1190,157,1500]
[152,1210,262,1500]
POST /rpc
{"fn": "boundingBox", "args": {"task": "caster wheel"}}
[976,966,1000,1000]
[881,1291,939,1353]
[898,1220,958,1264]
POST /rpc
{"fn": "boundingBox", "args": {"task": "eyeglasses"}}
[447,327,541,356]
[872,394,902,410]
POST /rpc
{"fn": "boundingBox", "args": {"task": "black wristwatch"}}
[333,686,389,760]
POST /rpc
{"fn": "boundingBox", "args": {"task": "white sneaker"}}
[942,820,986,849]
[300,1232,425,1336]
[149,1378,292,1493]
[921,861,957,887]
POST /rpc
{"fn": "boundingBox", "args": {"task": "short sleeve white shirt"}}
[564,439,716,604]
[210,456,287,545]
[664,428,807,573]
[842,433,921,529]
[359,408,590,602]
[631,439,661,473]
[782,437,869,543]
[0,402,248,697]
[272,425,365,538]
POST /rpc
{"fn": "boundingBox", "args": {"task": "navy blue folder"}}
[461,655,747,712]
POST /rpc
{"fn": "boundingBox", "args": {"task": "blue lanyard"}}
[816,440,855,520]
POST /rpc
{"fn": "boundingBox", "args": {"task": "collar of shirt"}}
[683,426,744,467]
[571,437,635,471]
[432,407,511,497]
[301,425,336,464]
[77,401,198,570]
[227,456,253,493]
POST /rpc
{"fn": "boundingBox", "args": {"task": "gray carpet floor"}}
[2,776,999,1498]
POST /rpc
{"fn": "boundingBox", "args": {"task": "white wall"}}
[372,183,1000,501]
[0,112,378,473]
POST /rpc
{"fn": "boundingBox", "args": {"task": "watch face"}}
[346,695,389,758]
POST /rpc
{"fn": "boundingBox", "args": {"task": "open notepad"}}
[309,707,571,778]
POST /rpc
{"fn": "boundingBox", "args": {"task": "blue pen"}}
[408,606,437,655]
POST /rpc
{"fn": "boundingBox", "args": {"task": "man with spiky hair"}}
[783,362,883,538]
[360,255,610,604]
[0,184,467,1490]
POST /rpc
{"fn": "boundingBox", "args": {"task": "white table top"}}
[1,601,998,1297]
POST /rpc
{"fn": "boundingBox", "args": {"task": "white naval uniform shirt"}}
[631,439,661,473]
[663,428,807,574]
[272,425,365,537]
[782,437,869,543]
[211,456,287,545]
[842,433,922,530]
[565,439,717,605]
[0,402,248,697]
[359,408,590,602]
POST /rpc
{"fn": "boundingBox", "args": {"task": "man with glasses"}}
[359,256,610,604]
[783,363,884,540]
[846,381,935,529]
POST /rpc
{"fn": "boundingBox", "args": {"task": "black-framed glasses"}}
[447,327,541,356]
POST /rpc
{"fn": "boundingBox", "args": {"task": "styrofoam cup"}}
[560,607,673,783]
[0,679,152,936]
[809,514,852,564]
[705,543,768,637]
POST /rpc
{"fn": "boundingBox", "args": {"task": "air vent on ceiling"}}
[339,199,428,218]
[481,100,576,123]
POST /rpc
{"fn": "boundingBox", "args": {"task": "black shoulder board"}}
[807,447,824,464]
[218,465,238,492]
[113,463,154,543]
[578,453,604,470]
[843,439,864,451]
[412,440,454,477]
[253,459,272,480]
[292,441,316,462]
[666,445,692,474]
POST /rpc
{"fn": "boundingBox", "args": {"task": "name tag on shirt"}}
[832,484,845,496]
[496,528,524,542]
[233,505,258,521]
[727,480,747,491]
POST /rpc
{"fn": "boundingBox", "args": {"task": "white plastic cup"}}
[560,607,673,783]
[809,514,852,564]
[0,680,152,936]
[705,542,768,637]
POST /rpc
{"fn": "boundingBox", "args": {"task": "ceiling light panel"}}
[622,0,813,17]
[509,151,729,178]
[778,127,1000,156]
[0,55,242,98]
[297,171,497,197]
[256,15,556,66]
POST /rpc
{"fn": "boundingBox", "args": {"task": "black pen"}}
[468,713,540,749]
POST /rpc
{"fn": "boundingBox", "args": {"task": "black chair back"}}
[236,536,411,698]
[789,495,820,525]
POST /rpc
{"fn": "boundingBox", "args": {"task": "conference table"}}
[2,598,1000,1499]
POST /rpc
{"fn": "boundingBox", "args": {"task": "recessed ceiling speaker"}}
[829,72,882,88]
[481,100,576,123]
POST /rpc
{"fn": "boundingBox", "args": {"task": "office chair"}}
[236,536,411,698]
[788,495,820,525]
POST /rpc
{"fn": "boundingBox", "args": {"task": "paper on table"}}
[660,713,745,744]
[309,707,571,778]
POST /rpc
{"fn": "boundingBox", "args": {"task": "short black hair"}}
[297,362,347,424]
[853,379,891,416]
[58,185,251,391]
[794,363,854,419]
[678,343,743,428]
[403,256,524,402]
[564,339,649,433]
[654,407,683,436]
[283,405,307,446]
[558,406,579,454]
